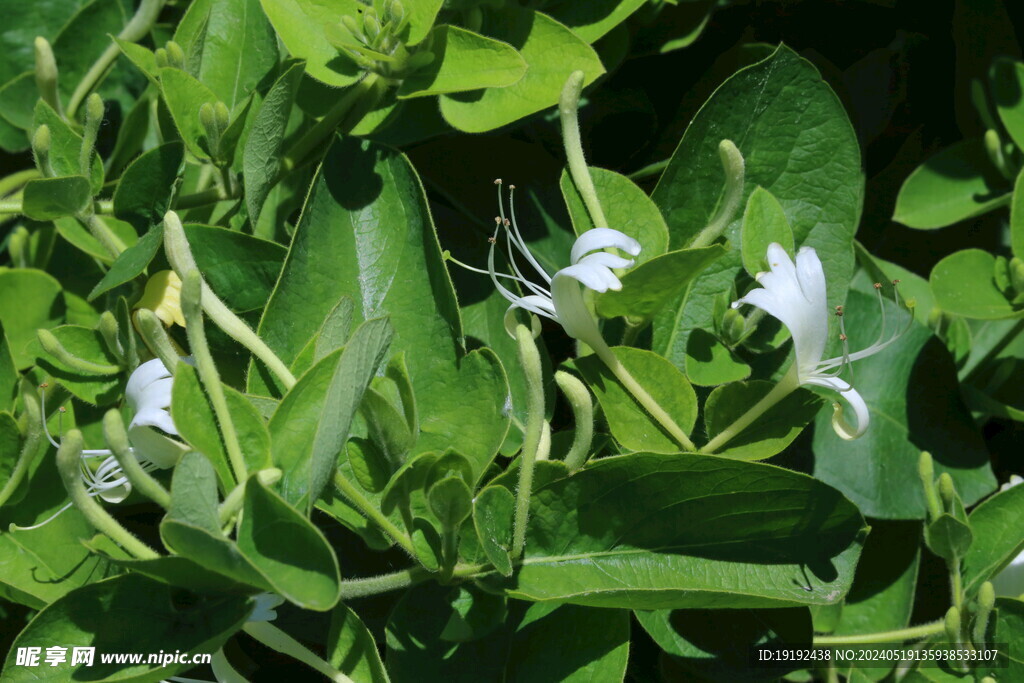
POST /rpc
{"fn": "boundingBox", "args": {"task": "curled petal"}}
[803,375,869,440]
[503,295,554,338]
[128,425,189,468]
[125,358,172,410]
[557,261,621,293]
[570,228,641,264]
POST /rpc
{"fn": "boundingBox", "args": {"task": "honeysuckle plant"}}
[0,2,1022,682]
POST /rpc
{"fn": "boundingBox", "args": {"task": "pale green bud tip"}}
[938,472,955,507]
[979,581,996,609]
[34,37,58,75]
[165,41,185,68]
[719,139,745,176]
[257,468,282,486]
[515,323,542,379]
[918,451,934,480]
[199,103,216,130]
[85,93,104,122]
[944,605,961,636]
[37,329,61,355]
[1010,257,1024,293]
[155,48,168,68]
[213,102,229,129]
[560,70,585,113]
[33,125,51,155]
[341,15,363,39]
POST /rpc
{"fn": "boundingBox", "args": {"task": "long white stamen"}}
[39,388,61,449]
[506,186,552,284]
[503,220,552,299]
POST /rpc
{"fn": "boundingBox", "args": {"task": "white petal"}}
[249,593,286,622]
[570,228,641,264]
[551,275,605,350]
[556,262,620,293]
[577,251,634,272]
[502,295,557,338]
[128,425,189,468]
[125,358,172,411]
[802,375,869,440]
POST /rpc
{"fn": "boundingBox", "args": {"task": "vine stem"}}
[66,0,166,119]
[332,470,415,557]
[559,70,608,228]
[814,620,946,645]
[243,622,354,683]
[337,563,486,600]
[701,365,800,454]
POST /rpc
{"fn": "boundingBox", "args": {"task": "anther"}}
[509,184,516,190]
[835,310,843,317]
[40,382,48,389]
[503,218,510,227]
[58,406,66,413]
[892,279,900,285]
[494,216,501,224]
[839,333,848,341]
[873,282,882,289]
[835,305,843,312]
[494,178,502,185]
[487,236,497,244]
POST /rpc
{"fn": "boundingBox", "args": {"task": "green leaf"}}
[473,485,515,578]
[237,474,341,611]
[112,141,184,233]
[440,8,605,133]
[386,584,630,682]
[595,245,725,321]
[0,325,18,410]
[652,45,862,372]
[0,574,251,682]
[102,554,256,595]
[428,476,473,528]
[560,166,671,265]
[32,100,104,191]
[171,362,273,491]
[492,452,865,609]
[159,67,220,160]
[992,58,1024,150]
[963,480,1024,595]
[893,140,1008,229]
[113,37,159,85]
[983,598,1024,678]
[255,137,508,479]
[244,61,304,224]
[741,186,795,278]
[542,0,647,43]
[175,0,278,112]
[637,606,811,681]
[271,317,393,513]
[0,269,64,369]
[703,380,823,461]
[925,513,974,563]
[328,603,390,683]
[21,176,92,220]
[811,288,995,519]
[828,520,921,638]
[54,215,137,263]
[35,326,122,405]
[184,224,286,313]
[571,346,697,454]
[259,0,362,87]
[931,249,1024,320]
[87,224,164,301]
[160,452,272,590]
[1012,169,1024,261]
[398,25,526,99]
[683,328,751,386]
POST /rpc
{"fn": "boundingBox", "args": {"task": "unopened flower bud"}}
[165,40,185,69]
[34,37,61,115]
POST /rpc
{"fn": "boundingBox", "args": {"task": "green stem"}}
[180,271,247,485]
[594,342,696,452]
[332,470,415,556]
[55,430,159,559]
[243,622,355,683]
[66,0,166,119]
[219,469,282,526]
[337,563,486,600]
[627,158,670,181]
[559,70,608,228]
[172,187,235,211]
[814,620,945,645]
[688,140,745,249]
[134,309,182,373]
[512,325,545,560]
[281,74,382,174]
[82,213,126,258]
[701,364,800,454]
[103,409,171,509]
[950,558,964,613]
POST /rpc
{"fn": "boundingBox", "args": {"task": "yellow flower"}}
[136,270,186,327]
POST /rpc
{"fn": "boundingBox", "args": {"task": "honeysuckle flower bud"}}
[22,359,188,529]
[732,243,908,440]
[136,270,186,327]
[476,181,641,352]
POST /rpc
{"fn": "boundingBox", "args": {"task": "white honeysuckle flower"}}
[468,180,640,351]
[732,242,908,440]
[24,358,189,529]
[249,592,285,622]
[991,475,1024,598]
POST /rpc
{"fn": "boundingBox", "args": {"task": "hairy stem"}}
[701,365,800,454]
